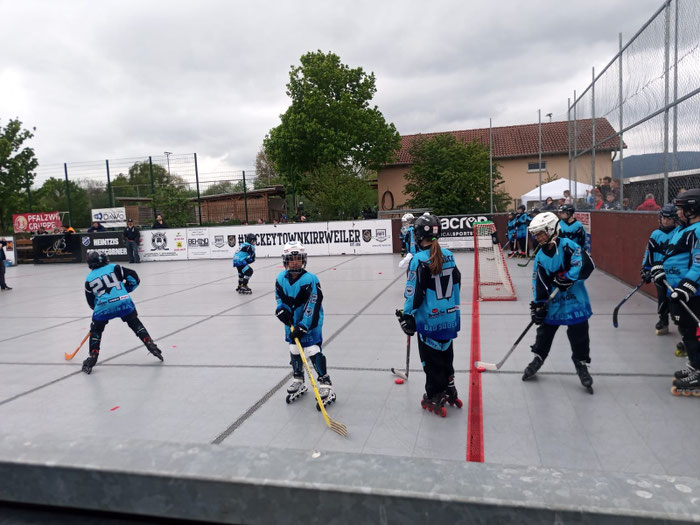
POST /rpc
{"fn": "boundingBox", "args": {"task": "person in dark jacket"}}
[152,214,168,229]
[123,218,141,263]
[0,239,12,291]
[87,221,106,233]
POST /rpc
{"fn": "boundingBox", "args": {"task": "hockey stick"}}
[663,281,700,327]
[517,245,540,268]
[612,279,645,328]
[295,338,348,437]
[64,331,90,361]
[475,288,559,371]
[391,333,410,381]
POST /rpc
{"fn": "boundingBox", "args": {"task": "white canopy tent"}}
[520,178,593,206]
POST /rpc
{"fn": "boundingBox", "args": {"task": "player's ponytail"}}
[428,239,443,276]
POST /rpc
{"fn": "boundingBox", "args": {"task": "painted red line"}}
[110,406,120,411]
[467,248,484,462]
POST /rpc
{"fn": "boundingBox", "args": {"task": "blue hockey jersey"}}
[233,242,256,268]
[402,227,417,255]
[558,219,587,250]
[663,222,700,294]
[84,263,139,321]
[532,237,595,325]
[275,269,324,345]
[642,226,679,269]
[403,247,461,346]
[507,217,517,241]
[516,213,530,239]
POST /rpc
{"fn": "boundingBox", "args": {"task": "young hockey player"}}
[557,204,587,251]
[274,241,335,406]
[522,212,596,393]
[641,203,679,336]
[516,205,531,257]
[397,213,462,417]
[82,251,162,374]
[650,189,700,396]
[399,213,417,267]
[506,212,517,257]
[233,233,256,294]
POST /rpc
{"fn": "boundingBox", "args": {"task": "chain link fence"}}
[569,0,700,211]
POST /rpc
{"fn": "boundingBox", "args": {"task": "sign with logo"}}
[32,233,82,264]
[438,214,491,249]
[187,228,211,259]
[91,207,127,228]
[12,212,62,233]
[80,232,128,262]
[139,230,188,261]
[1,236,16,266]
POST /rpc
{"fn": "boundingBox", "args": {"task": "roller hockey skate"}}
[144,338,163,361]
[671,366,700,397]
[574,361,594,394]
[285,376,307,404]
[81,352,98,375]
[522,354,543,381]
[315,375,336,411]
[237,284,252,295]
[421,392,447,417]
[676,341,687,357]
[445,376,463,408]
[655,319,669,336]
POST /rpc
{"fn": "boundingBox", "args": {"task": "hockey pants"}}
[531,320,590,364]
[671,297,700,368]
[417,338,454,397]
[90,310,151,355]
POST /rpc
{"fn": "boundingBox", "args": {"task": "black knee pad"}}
[243,266,253,278]
[123,311,148,339]
[310,352,327,377]
[89,321,107,351]
[290,353,304,377]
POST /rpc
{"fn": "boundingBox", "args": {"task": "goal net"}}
[473,221,517,301]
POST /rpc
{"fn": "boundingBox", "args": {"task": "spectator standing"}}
[563,190,572,205]
[152,214,168,229]
[636,193,661,211]
[601,193,622,210]
[0,239,12,291]
[593,189,604,210]
[597,176,612,200]
[87,221,106,233]
[542,197,557,211]
[611,179,621,202]
[123,219,141,264]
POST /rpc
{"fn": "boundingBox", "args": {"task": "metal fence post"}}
[63,163,73,227]
[105,159,114,208]
[148,156,156,217]
[591,67,596,190]
[194,153,202,225]
[25,167,32,212]
[618,33,625,206]
[538,109,542,205]
[573,90,578,201]
[567,98,572,197]
[663,1,671,204]
[242,170,249,224]
[489,118,493,213]
[672,0,679,172]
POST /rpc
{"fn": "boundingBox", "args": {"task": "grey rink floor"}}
[0,252,696,477]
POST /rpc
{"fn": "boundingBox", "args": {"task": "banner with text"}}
[33,234,82,264]
[80,232,128,262]
[13,212,62,233]
[187,228,212,259]
[139,229,189,261]
[91,207,127,228]
[438,214,491,249]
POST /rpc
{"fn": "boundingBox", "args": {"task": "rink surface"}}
[0,252,696,477]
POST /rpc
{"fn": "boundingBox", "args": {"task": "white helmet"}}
[282,241,307,273]
[528,211,559,242]
[401,213,415,224]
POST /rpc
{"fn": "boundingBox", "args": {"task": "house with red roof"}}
[377,118,622,211]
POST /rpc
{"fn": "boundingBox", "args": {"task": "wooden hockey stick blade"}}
[391,367,408,380]
[65,332,90,361]
[295,338,348,437]
[474,361,498,371]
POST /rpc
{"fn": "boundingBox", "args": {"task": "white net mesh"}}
[474,222,517,301]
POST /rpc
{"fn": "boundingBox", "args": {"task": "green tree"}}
[151,186,194,227]
[254,148,283,189]
[264,50,400,201]
[0,118,38,232]
[127,161,173,196]
[306,165,376,220]
[203,180,244,196]
[34,177,91,228]
[404,134,511,215]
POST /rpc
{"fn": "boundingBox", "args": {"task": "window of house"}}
[527,161,547,172]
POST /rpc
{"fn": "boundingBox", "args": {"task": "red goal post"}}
[473,221,517,301]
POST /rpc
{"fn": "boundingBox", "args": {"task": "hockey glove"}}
[530,301,548,325]
[290,325,308,339]
[650,264,666,285]
[275,308,292,326]
[398,252,413,269]
[640,268,652,284]
[670,280,698,305]
[553,272,575,291]
[395,309,416,336]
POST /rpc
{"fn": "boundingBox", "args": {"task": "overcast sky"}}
[0,0,663,180]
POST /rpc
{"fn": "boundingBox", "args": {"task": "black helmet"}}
[87,251,109,269]
[245,233,256,244]
[674,189,700,218]
[558,203,575,215]
[659,203,677,219]
[413,213,441,243]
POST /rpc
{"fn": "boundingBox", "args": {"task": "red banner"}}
[13,212,62,233]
